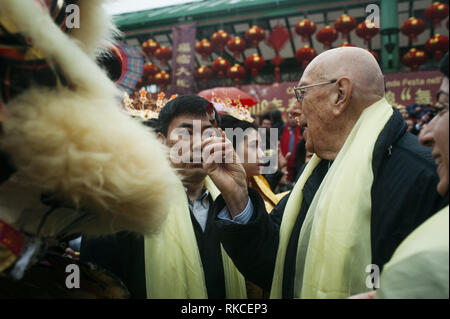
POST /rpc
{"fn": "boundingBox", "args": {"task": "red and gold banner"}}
[239,70,443,115]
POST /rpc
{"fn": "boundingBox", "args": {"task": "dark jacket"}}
[80,194,226,299]
[212,109,448,298]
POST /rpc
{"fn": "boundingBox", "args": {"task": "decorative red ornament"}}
[401,48,428,71]
[212,57,231,78]
[268,25,290,82]
[194,66,213,85]
[142,39,160,57]
[143,62,159,82]
[401,17,426,42]
[424,2,449,27]
[244,54,265,76]
[316,26,338,49]
[355,21,379,46]
[155,46,172,67]
[295,46,317,69]
[268,25,291,53]
[227,37,247,59]
[334,14,356,39]
[195,39,213,61]
[271,55,284,83]
[211,29,231,54]
[338,42,356,47]
[154,70,170,90]
[295,19,316,42]
[227,64,247,83]
[245,25,266,47]
[425,34,449,60]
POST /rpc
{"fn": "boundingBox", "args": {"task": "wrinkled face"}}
[164,114,214,181]
[296,72,335,157]
[419,105,449,196]
[236,129,265,177]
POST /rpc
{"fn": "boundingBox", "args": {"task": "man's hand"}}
[202,129,248,217]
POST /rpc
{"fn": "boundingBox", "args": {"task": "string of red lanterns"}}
[138,3,447,90]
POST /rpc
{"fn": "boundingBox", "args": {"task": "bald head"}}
[303,47,385,105]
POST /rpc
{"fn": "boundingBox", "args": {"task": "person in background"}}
[269,109,285,141]
[280,110,302,183]
[220,112,289,298]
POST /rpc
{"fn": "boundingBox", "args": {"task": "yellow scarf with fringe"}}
[270,98,393,299]
[144,177,247,298]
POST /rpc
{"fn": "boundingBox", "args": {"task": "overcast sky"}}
[106,0,204,15]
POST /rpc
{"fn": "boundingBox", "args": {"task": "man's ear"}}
[156,132,166,144]
[333,77,353,117]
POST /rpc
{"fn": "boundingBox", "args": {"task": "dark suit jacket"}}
[81,194,226,299]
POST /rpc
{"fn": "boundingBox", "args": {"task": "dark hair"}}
[259,112,272,125]
[270,109,282,123]
[219,114,257,149]
[158,94,220,136]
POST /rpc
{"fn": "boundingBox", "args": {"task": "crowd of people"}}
[0,0,448,300]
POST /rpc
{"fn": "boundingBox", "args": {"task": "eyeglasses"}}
[293,79,337,103]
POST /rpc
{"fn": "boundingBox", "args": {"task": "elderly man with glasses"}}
[203,47,448,298]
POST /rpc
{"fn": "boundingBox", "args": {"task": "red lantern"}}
[334,14,356,39]
[316,26,338,49]
[143,62,159,82]
[212,57,231,78]
[295,46,317,69]
[142,39,159,57]
[244,54,265,76]
[195,39,213,61]
[425,34,449,60]
[154,71,170,90]
[295,19,316,42]
[401,48,428,71]
[424,2,449,27]
[338,42,356,47]
[211,29,231,54]
[227,64,247,83]
[245,25,265,47]
[355,21,379,46]
[194,66,213,85]
[401,17,426,42]
[227,37,247,59]
[155,46,172,67]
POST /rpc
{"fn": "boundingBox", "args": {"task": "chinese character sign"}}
[239,70,443,117]
[384,70,443,106]
[171,23,196,94]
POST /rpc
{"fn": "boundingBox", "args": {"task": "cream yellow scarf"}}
[144,177,247,298]
[270,98,393,299]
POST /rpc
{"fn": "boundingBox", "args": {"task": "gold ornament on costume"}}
[122,89,177,120]
[210,93,254,123]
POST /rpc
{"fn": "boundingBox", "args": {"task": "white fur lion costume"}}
[0,0,178,294]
